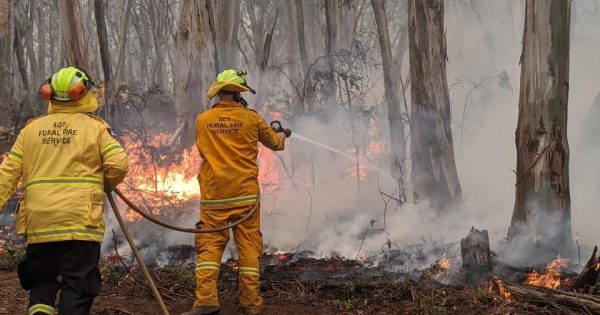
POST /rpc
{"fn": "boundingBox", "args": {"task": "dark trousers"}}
[17,241,102,315]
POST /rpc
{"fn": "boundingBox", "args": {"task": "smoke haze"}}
[105,1,600,267]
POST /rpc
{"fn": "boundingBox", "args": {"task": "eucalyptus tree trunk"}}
[508,0,572,256]
[371,0,407,202]
[25,2,38,90]
[149,0,166,88]
[94,0,112,119]
[0,0,14,142]
[294,0,309,72]
[114,0,132,85]
[36,5,46,85]
[174,0,216,147]
[408,0,462,210]
[58,0,89,69]
[323,0,338,104]
[132,9,149,89]
[213,0,239,70]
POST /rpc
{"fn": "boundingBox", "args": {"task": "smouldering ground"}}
[2,244,596,314]
[0,251,542,315]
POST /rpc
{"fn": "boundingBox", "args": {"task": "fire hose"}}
[106,188,260,315]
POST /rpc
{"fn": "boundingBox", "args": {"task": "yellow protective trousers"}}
[194,204,263,311]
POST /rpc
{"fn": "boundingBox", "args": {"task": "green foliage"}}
[330,298,359,311]
[0,242,25,271]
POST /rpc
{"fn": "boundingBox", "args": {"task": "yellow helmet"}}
[39,66,94,101]
[206,69,256,100]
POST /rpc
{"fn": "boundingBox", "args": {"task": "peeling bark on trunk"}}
[371,0,407,198]
[174,0,216,147]
[508,0,572,256]
[0,0,14,142]
[408,0,462,210]
[58,0,89,69]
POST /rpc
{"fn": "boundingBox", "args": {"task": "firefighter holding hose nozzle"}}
[183,69,290,315]
[0,66,129,315]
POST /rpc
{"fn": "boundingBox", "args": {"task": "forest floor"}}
[2,244,585,315]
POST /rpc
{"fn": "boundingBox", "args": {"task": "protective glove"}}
[270,120,292,137]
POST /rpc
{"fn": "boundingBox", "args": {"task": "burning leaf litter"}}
[524,255,571,290]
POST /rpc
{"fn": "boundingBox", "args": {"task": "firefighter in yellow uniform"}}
[0,66,129,315]
[183,69,289,315]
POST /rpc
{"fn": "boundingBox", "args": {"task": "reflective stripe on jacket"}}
[195,99,284,209]
[0,111,129,244]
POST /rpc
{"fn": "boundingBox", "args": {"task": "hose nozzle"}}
[270,120,292,137]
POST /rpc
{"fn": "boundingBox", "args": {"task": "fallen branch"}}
[506,283,600,314]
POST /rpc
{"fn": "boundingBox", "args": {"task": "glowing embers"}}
[525,256,570,289]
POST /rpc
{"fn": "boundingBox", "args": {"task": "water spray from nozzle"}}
[290,133,396,184]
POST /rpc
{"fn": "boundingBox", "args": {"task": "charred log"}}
[574,246,600,293]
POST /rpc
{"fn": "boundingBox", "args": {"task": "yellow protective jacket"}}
[0,93,128,244]
[195,99,284,209]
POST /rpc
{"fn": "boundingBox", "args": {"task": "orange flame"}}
[525,255,569,289]
[439,252,451,270]
[432,252,452,279]
[487,276,512,302]
[119,133,280,221]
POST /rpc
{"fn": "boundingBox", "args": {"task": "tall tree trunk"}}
[508,0,572,256]
[408,0,462,210]
[49,0,58,69]
[372,0,407,203]
[114,0,132,84]
[36,5,46,85]
[294,0,309,72]
[58,0,89,69]
[323,0,338,104]
[14,25,29,93]
[174,0,216,147]
[132,9,149,90]
[94,0,112,121]
[213,0,238,70]
[0,0,14,141]
[25,2,38,91]
[149,0,166,88]
[253,11,278,108]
